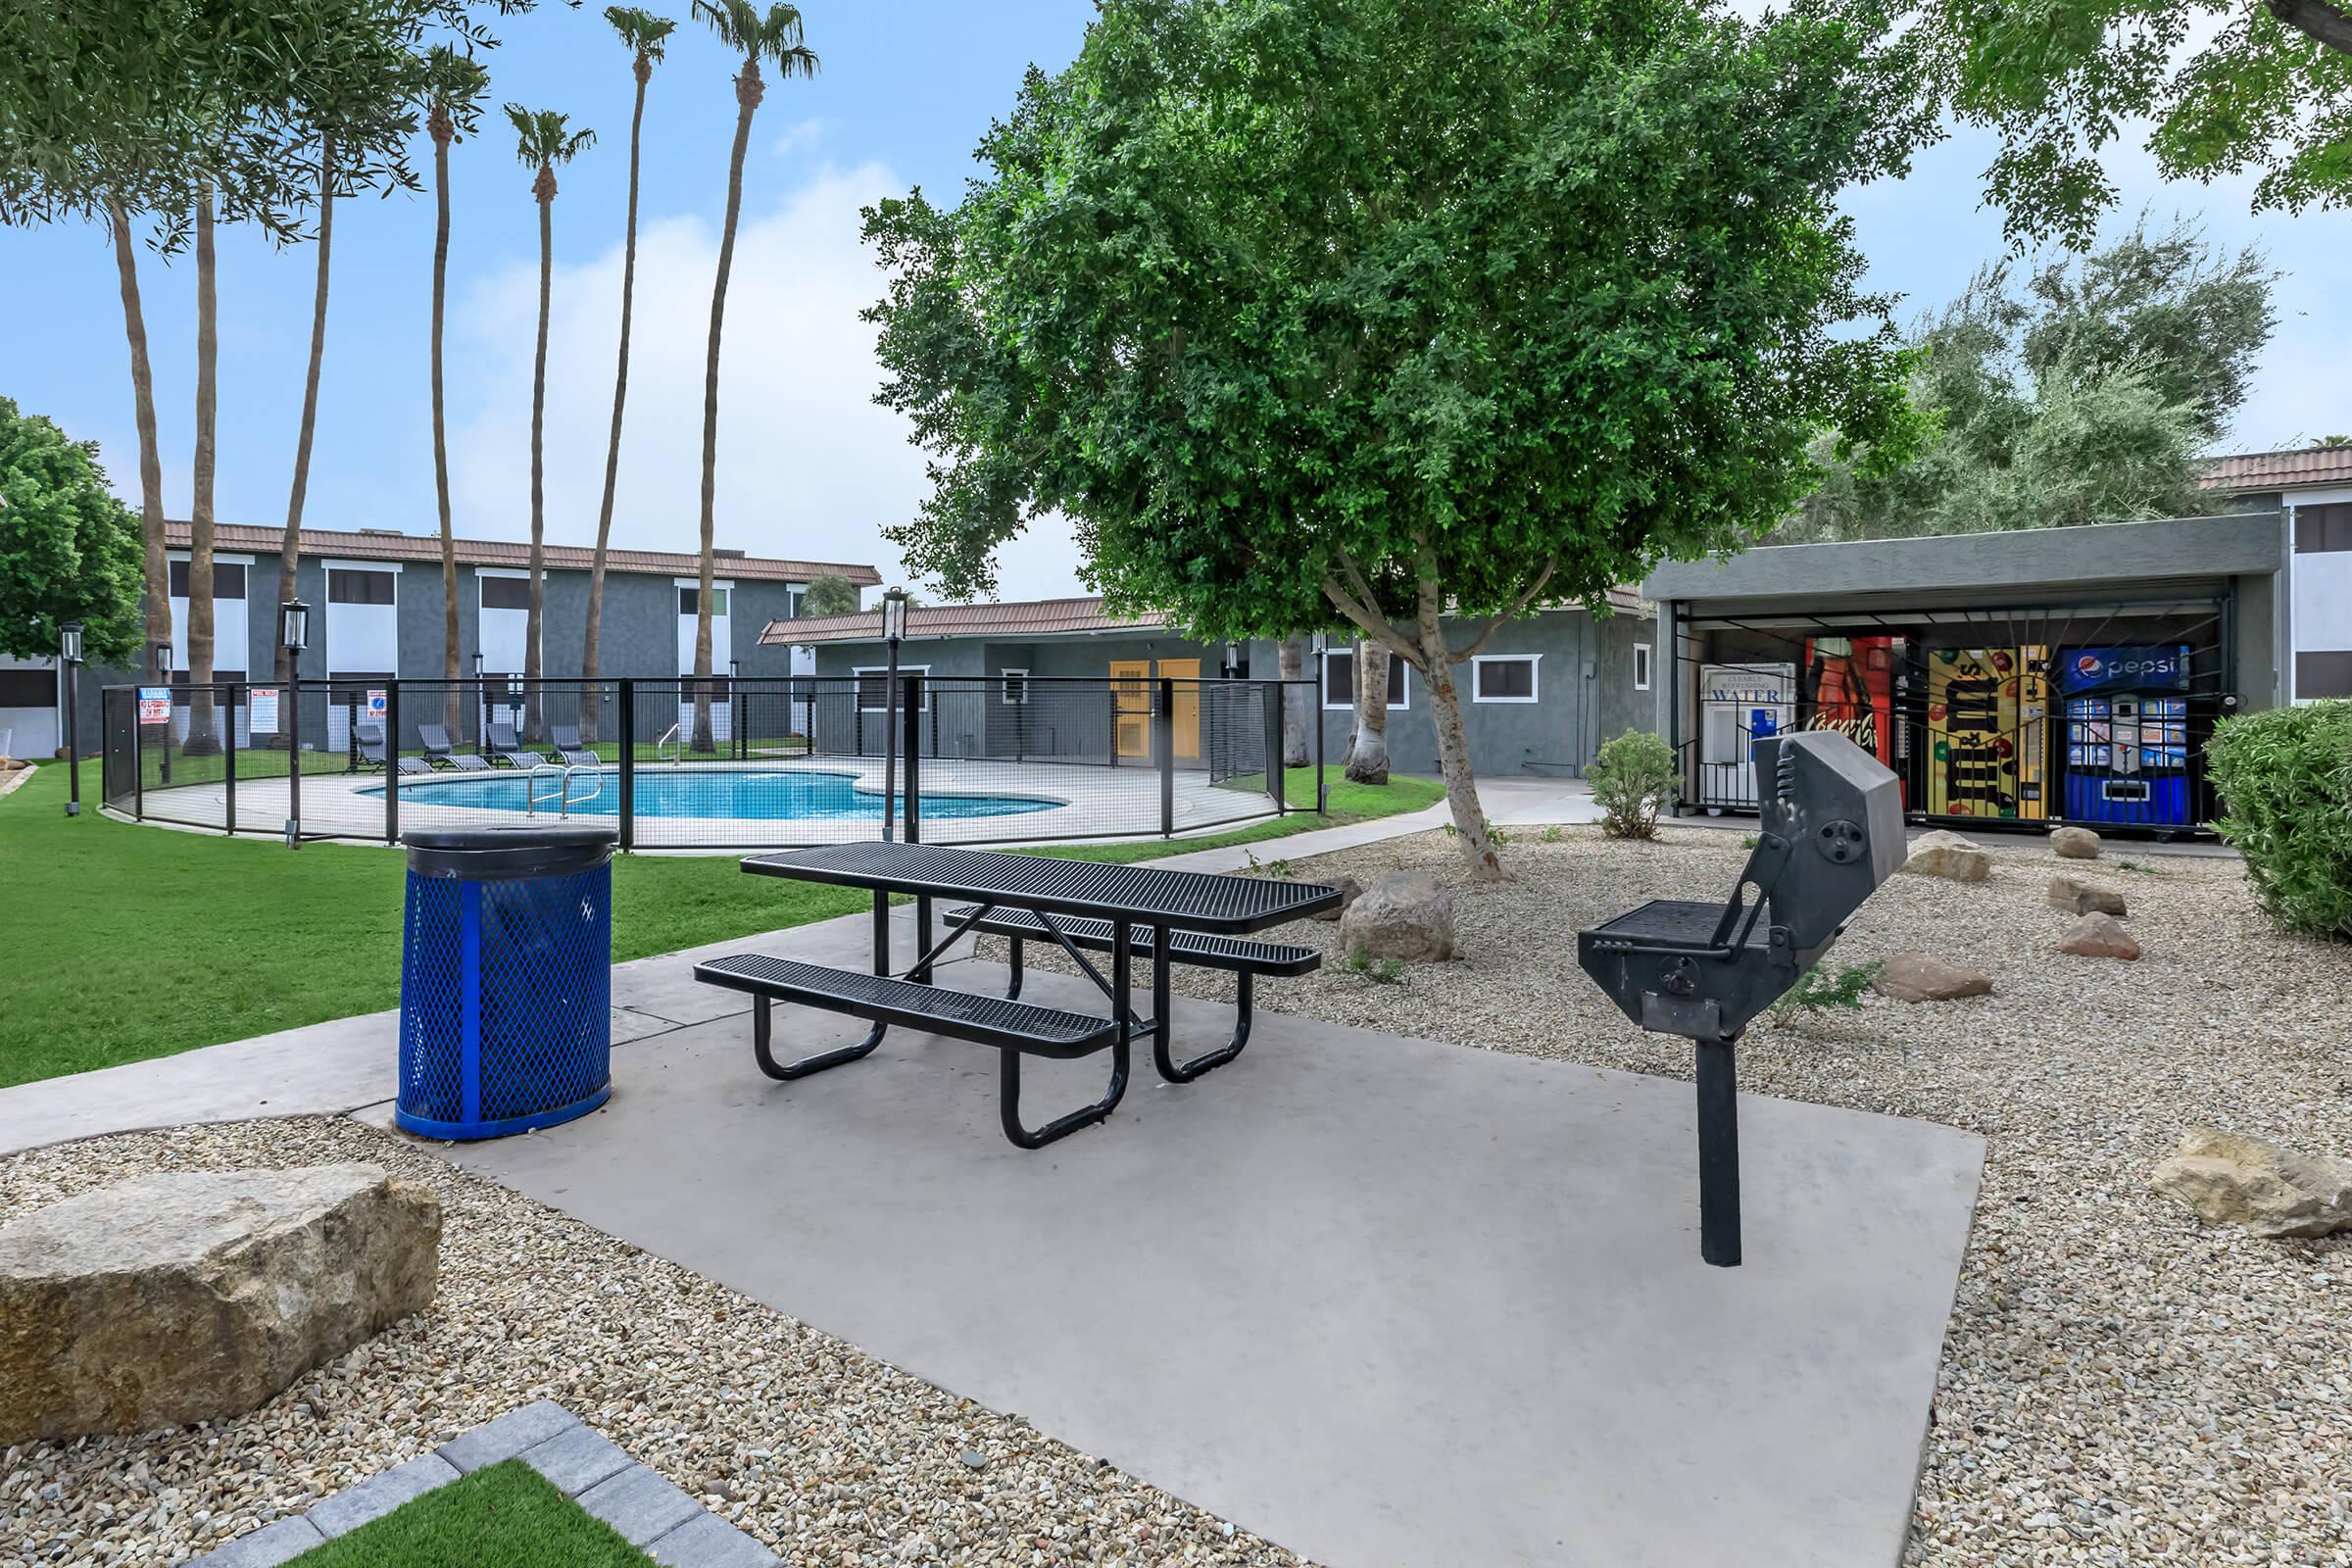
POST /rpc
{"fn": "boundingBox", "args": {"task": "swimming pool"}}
[367,767,1062,821]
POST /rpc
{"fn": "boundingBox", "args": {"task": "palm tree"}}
[427,48,489,736]
[580,8,675,744]
[184,182,221,756]
[506,103,596,743]
[104,200,172,686]
[688,0,815,753]
[272,138,336,687]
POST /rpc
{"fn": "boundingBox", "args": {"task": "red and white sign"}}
[137,687,172,724]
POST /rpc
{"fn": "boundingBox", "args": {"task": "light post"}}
[60,622,83,817]
[880,587,908,842]
[280,599,309,849]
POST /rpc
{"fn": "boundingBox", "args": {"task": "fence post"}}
[132,697,145,820]
[1156,677,1176,838]
[1262,680,1285,815]
[617,679,635,853]
[902,674,930,981]
[385,679,401,844]
[222,682,238,835]
[1315,693,1329,814]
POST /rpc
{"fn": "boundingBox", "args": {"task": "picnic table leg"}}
[998,1032,1130,1149]
[1150,921,1255,1083]
[871,887,890,976]
[1003,937,1024,1000]
[914,894,934,983]
[752,994,886,1081]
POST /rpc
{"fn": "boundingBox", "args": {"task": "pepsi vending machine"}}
[2060,646,2191,828]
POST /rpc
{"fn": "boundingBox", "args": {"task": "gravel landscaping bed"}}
[0,1117,1298,1568]
[1005,824,2348,1567]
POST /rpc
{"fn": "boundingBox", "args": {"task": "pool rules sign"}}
[136,687,172,724]
[250,688,280,735]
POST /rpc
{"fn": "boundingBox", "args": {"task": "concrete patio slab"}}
[438,947,1983,1568]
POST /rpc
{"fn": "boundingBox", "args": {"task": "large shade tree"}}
[0,398,144,665]
[865,0,1926,876]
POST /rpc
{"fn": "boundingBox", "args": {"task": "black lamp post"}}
[61,622,83,817]
[880,586,908,842]
[280,598,309,849]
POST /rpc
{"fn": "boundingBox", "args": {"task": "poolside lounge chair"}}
[548,723,601,768]
[356,722,433,777]
[484,719,550,769]
[417,722,492,771]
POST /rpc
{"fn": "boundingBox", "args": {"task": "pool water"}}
[368,767,1061,821]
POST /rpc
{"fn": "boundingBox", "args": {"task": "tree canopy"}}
[0,398,144,664]
[864,0,1928,872]
[802,573,861,616]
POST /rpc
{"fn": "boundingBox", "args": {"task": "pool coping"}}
[187,1400,777,1567]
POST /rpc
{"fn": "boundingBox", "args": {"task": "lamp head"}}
[882,586,909,644]
[60,622,83,664]
[279,598,310,654]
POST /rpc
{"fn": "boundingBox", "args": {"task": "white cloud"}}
[770,118,830,158]
[444,159,1087,601]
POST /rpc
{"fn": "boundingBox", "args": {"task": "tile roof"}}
[760,596,1168,645]
[162,520,881,585]
[2195,447,2352,494]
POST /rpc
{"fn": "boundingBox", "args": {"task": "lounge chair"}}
[357,721,434,778]
[484,719,550,769]
[548,723,601,768]
[417,722,491,771]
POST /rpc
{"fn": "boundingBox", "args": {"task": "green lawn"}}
[0,761,1436,1089]
[287,1460,652,1567]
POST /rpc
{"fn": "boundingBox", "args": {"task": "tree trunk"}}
[1277,635,1307,766]
[584,57,651,746]
[696,59,764,755]
[1415,590,1502,879]
[107,201,172,684]
[276,141,333,691]
[185,185,220,757]
[431,110,463,736]
[524,167,553,743]
[1348,639,1391,784]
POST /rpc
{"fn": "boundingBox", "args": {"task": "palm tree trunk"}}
[1348,640,1391,784]
[276,141,334,692]
[525,169,553,743]
[1277,635,1308,766]
[185,185,220,757]
[107,201,172,685]
[696,58,764,755]
[432,114,463,737]
[584,58,651,746]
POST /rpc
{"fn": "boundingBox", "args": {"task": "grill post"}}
[1156,677,1175,837]
[385,679,401,843]
[617,680,635,853]
[221,682,237,835]
[1694,1038,1741,1267]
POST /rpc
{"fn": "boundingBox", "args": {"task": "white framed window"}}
[1322,648,1409,710]
[1002,667,1030,705]
[678,584,731,617]
[1471,653,1541,704]
[1634,642,1653,692]
[855,663,930,711]
[478,568,531,611]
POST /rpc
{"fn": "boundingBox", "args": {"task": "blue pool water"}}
[365,767,1061,821]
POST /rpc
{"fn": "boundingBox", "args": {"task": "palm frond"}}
[605,5,677,60]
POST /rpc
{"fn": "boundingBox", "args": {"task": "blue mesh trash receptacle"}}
[398,827,615,1140]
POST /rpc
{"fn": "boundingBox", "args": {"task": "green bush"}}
[2207,701,2352,940]
[1588,729,1679,839]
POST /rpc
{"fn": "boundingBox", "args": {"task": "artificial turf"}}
[283,1460,654,1567]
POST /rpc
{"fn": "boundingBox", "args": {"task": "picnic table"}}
[694,842,1341,1148]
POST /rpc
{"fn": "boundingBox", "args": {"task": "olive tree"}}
[865,0,1924,876]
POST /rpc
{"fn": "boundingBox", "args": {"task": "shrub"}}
[2207,701,2352,940]
[1588,729,1679,839]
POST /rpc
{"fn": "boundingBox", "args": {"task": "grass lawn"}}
[0,762,1438,1089]
[286,1460,652,1567]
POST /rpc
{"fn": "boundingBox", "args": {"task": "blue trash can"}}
[398,826,615,1140]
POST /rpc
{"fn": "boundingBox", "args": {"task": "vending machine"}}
[1696,662,1794,809]
[1925,646,2048,820]
[2059,646,2192,828]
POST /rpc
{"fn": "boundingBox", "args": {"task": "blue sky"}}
[5,0,2346,602]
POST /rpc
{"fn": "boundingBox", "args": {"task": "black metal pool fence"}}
[99,674,1330,850]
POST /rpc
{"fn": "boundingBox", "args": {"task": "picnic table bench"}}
[693,842,1340,1148]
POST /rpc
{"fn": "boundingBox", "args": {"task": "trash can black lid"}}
[402,825,616,880]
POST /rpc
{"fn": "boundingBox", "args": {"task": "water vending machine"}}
[2060,645,2191,828]
[1696,662,1794,809]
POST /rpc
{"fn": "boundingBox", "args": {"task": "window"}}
[1471,654,1540,703]
[788,587,806,619]
[678,586,730,617]
[168,561,247,598]
[480,574,531,611]
[1002,668,1030,705]
[327,568,395,606]
[2294,504,2352,554]
[2298,650,2352,699]
[855,664,930,711]
[1634,642,1653,692]
[0,668,57,707]
[1322,648,1408,710]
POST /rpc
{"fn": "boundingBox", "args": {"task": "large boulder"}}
[1872,953,1994,1004]
[2050,825,2102,859]
[2057,910,2141,960]
[0,1163,440,1445]
[2045,873,2128,918]
[2151,1129,2352,1239]
[1338,870,1455,962]
[1309,874,1364,923]
[1900,829,1991,883]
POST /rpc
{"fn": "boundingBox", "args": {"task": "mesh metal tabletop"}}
[742,842,1340,932]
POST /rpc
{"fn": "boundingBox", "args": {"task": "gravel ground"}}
[0,1117,1300,1568]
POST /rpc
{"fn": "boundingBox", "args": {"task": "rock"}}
[1872,953,1994,1004]
[2057,910,2140,960]
[2046,873,2128,918]
[2050,825,2101,859]
[0,1163,440,1445]
[1338,870,1455,962]
[2151,1129,2352,1239]
[1309,874,1363,922]
[1900,829,1991,883]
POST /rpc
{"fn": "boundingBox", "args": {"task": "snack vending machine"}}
[1925,646,2048,820]
[2060,645,2192,828]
